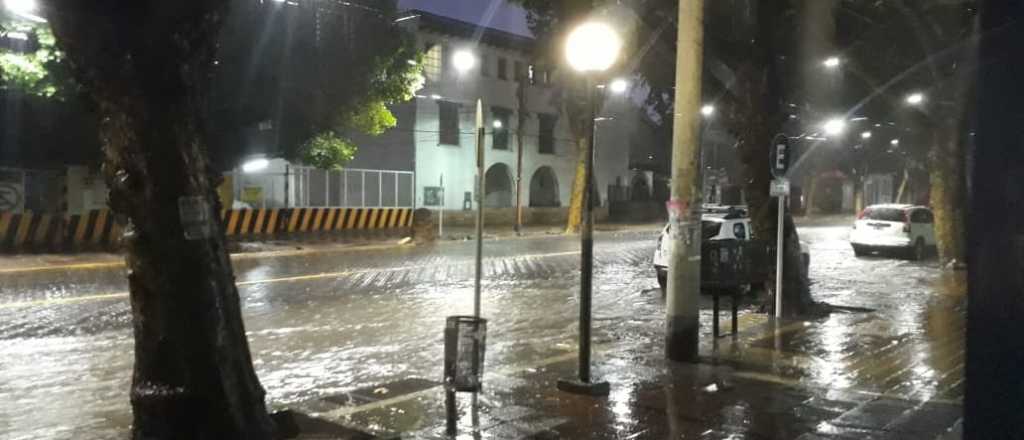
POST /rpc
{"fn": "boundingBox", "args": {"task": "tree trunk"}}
[565,135,588,234]
[929,124,968,265]
[46,3,276,438]
[734,0,814,316]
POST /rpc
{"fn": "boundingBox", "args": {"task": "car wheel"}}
[657,269,667,291]
[910,238,926,261]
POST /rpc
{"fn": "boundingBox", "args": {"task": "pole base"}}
[557,378,610,396]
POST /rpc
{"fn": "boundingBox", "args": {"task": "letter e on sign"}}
[770,134,790,178]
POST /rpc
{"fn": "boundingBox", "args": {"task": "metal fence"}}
[234,166,415,209]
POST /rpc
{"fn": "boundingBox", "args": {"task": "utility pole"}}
[665,0,705,362]
[514,76,527,234]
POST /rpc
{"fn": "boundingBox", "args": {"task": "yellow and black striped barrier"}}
[1,207,413,252]
[220,207,413,236]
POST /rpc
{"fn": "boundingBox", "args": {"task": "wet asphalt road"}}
[0,220,963,439]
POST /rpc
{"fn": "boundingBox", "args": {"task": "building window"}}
[539,114,556,154]
[423,42,443,82]
[514,61,525,81]
[481,54,491,77]
[438,101,460,146]
[492,107,512,150]
[497,57,507,80]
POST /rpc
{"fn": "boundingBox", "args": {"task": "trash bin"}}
[444,316,487,392]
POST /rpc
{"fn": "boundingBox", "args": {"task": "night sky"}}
[397,0,531,36]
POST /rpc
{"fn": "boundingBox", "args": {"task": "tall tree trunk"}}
[929,123,968,265]
[735,0,814,316]
[46,3,275,438]
[565,135,588,234]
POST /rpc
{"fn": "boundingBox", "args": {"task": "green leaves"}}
[0,19,73,99]
[301,131,357,170]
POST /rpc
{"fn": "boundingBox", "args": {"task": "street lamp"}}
[4,0,44,22]
[823,56,841,69]
[823,118,846,137]
[891,139,900,146]
[492,119,502,129]
[906,92,924,105]
[452,49,477,74]
[861,131,872,139]
[558,19,621,397]
[609,78,629,94]
[701,104,715,117]
[241,157,269,174]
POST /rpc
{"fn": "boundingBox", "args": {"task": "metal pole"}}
[284,165,290,208]
[325,170,330,207]
[394,173,399,207]
[557,76,609,396]
[378,171,383,207]
[343,169,348,207]
[361,170,366,207]
[474,100,485,319]
[579,77,597,383]
[666,0,705,362]
[775,195,785,318]
[439,174,445,238]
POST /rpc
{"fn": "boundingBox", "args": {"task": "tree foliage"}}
[208,0,421,170]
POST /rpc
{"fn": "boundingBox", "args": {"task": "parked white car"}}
[653,208,809,291]
[850,204,936,260]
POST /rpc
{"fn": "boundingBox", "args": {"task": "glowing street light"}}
[905,92,924,105]
[861,131,872,139]
[891,139,900,146]
[560,18,621,397]
[701,105,715,117]
[609,78,629,94]
[492,120,503,129]
[241,157,269,174]
[565,21,622,73]
[452,49,477,74]
[823,56,841,69]
[4,0,45,22]
[822,118,846,137]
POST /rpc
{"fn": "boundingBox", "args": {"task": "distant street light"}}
[565,21,622,72]
[241,158,269,174]
[823,118,846,137]
[4,0,45,22]
[891,139,900,146]
[452,49,477,74]
[492,120,503,129]
[861,131,872,139]
[701,104,715,117]
[823,56,841,68]
[609,78,629,94]
[906,92,924,105]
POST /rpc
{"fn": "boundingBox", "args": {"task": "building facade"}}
[347,11,631,222]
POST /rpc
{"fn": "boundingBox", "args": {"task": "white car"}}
[653,209,809,291]
[850,204,936,260]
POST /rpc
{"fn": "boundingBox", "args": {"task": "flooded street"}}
[0,219,964,439]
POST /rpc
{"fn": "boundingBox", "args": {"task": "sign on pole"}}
[770,134,791,179]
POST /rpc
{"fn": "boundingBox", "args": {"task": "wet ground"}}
[0,218,964,439]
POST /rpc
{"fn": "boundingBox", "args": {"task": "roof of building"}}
[400,9,535,52]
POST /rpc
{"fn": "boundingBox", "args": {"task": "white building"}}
[347,10,632,223]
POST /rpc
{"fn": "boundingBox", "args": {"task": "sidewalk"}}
[284,309,963,439]
[0,222,663,273]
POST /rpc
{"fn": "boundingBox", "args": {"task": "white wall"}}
[411,29,631,212]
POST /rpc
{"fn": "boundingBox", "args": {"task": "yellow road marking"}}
[0,250,583,309]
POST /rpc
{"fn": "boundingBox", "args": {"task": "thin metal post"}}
[325,170,330,207]
[361,170,366,207]
[775,195,785,318]
[284,165,290,208]
[378,170,383,207]
[474,100,485,319]
[394,172,399,207]
[343,169,348,207]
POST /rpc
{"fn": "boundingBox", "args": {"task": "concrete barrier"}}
[0,207,414,253]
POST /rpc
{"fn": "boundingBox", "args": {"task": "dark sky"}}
[397,0,532,36]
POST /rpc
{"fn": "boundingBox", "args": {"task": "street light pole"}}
[557,19,620,396]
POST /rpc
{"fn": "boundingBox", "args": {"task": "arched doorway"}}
[529,166,560,207]
[484,163,513,208]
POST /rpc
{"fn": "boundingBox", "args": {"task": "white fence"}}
[232,166,415,209]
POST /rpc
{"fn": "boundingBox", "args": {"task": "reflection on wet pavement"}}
[0,222,964,439]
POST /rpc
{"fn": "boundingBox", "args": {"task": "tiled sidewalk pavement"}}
[286,304,964,440]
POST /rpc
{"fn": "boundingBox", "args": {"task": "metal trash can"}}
[444,316,487,392]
